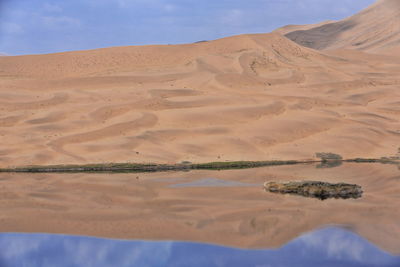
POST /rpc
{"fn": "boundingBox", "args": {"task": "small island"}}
[264,181,363,200]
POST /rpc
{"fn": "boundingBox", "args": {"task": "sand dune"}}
[274,20,335,35]
[0,0,400,167]
[0,0,399,260]
[283,0,400,54]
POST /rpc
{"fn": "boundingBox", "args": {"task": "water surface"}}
[0,162,399,265]
[1,227,399,267]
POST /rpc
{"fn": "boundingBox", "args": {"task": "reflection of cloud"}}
[0,234,49,260]
[0,227,398,266]
[0,234,173,267]
[61,238,173,267]
[296,227,393,265]
[170,178,257,188]
[326,233,364,261]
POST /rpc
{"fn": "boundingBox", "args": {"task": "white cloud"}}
[164,4,177,12]
[116,0,129,8]
[220,9,244,27]
[84,0,170,9]
[41,15,81,29]
[1,22,24,34]
[0,0,377,55]
[43,3,63,13]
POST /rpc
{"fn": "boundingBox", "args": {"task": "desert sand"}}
[0,0,399,168]
[0,0,399,258]
[283,0,400,54]
[0,163,399,254]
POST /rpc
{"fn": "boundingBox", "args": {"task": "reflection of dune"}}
[0,163,399,255]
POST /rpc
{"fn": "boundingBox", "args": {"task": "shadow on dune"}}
[285,20,357,50]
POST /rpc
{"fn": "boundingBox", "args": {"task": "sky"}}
[0,0,376,55]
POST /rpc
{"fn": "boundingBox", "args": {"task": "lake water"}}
[1,227,399,267]
[0,162,399,266]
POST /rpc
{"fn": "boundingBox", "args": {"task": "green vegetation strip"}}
[0,160,312,173]
[0,158,398,173]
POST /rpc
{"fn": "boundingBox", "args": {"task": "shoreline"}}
[0,158,399,173]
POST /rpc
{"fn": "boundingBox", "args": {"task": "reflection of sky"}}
[0,227,399,267]
[169,178,258,188]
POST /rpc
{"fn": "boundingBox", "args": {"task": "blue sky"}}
[0,0,375,55]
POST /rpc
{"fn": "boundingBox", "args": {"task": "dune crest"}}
[283,0,400,54]
[0,1,400,167]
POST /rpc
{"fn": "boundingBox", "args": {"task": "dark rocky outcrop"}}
[264,181,363,200]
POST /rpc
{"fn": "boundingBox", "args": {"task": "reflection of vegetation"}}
[348,158,398,163]
[316,160,343,169]
[315,152,343,169]
[0,160,307,173]
[0,156,399,173]
[264,181,363,200]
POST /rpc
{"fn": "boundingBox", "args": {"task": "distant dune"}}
[274,20,335,36]
[0,0,399,167]
[283,0,400,54]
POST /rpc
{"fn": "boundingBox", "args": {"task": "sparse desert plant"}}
[316,152,343,161]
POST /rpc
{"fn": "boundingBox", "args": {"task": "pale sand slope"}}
[0,31,400,167]
[274,20,335,35]
[0,163,399,254]
[283,0,400,54]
